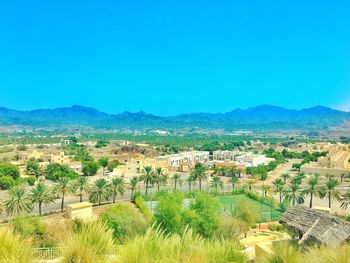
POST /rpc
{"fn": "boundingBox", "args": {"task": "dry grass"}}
[116,226,246,263]
[60,221,115,263]
[0,227,32,263]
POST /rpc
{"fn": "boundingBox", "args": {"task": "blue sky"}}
[0,0,350,115]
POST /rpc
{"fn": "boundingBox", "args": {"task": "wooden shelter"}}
[279,205,350,246]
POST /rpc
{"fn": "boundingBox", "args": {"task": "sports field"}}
[217,195,282,222]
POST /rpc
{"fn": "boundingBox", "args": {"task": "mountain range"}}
[0,105,349,132]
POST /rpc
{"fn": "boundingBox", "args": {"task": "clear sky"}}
[0,0,350,115]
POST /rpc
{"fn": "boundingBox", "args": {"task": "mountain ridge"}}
[0,105,349,131]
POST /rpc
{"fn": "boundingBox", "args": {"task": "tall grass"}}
[61,221,115,263]
[116,226,246,263]
[260,243,350,263]
[0,227,32,263]
[259,242,301,263]
[303,244,350,263]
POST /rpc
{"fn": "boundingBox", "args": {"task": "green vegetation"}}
[82,160,100,176]
[0,162,20,180]
[100,204,149,243]
[95,139,109,148]
[0,227,33,263]
[116,227,246,263]
[61,221,115,263]
[45,163,78,181]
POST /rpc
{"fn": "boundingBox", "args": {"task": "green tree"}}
[186,192,220,238]
[98,158,109,176]
[273,178,284,204]
[303,175,322,208]
[5,186,32,215]
[72,176,90,202]
[323,178,340,208]
[45,163,77,181]
[30,183,55,216]
[228,176,239,191]
[111,177,126,203]
[155,167,166,191]
[340,192,350,210]
[284,183,304,206]
[154,192,184,234]
[89,178,111,205]
[82,161,100,176]
[107,160,120,171]
[54,177,72,212]
[26,158,41,179]
[171,174,182,190]
[129,176,139,200]
[281,173,290,184]
[0,162,20,180]
[210,176,223,191]
[140,166,156,195]
[191,163,207,191]
[186,175,195,191]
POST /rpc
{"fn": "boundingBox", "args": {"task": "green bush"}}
[100,204,149,243]
[0,176,16,190]
[154,192,184,234]
[0,162,20,179]
[26,176,36,186]
[11,216,47,240]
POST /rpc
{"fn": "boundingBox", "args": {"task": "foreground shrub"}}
[0,175,16,190]
[0,227,32,263]
[100,204,149,243]
[61,221,115,263]
[116,226,246,263]
[11,215,47,241]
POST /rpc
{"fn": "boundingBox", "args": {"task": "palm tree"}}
[228,176,239,191]
[129,176,139,200]
[0,202,3,215]
[273,178,285,204]
[323,178,340,208]
[340,192,350,210]
[54,177,72,212]
[171,174,182,190]
[185,175,195,191]
[73,176,90,202]
[227,166,237,177]
[284,183,304,206]
[211,176,223,191]
[31,183,55,216]
[262,184,272,197]
[303,175,322,208]
[155,167,166,191]
[4,186,32,215]
[281,173,290,184]
[247,180,255,191]
[140,166,156,195]
[89,178,111,206]
[191,163,207,191]
[111,177,126,203]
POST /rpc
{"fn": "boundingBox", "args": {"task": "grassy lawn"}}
[217,195,282,222]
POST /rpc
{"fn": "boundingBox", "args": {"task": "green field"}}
[217,195,282,222]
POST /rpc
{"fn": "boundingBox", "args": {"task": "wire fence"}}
[31,247,63,260]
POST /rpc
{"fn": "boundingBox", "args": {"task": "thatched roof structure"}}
[279,205,350,246]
